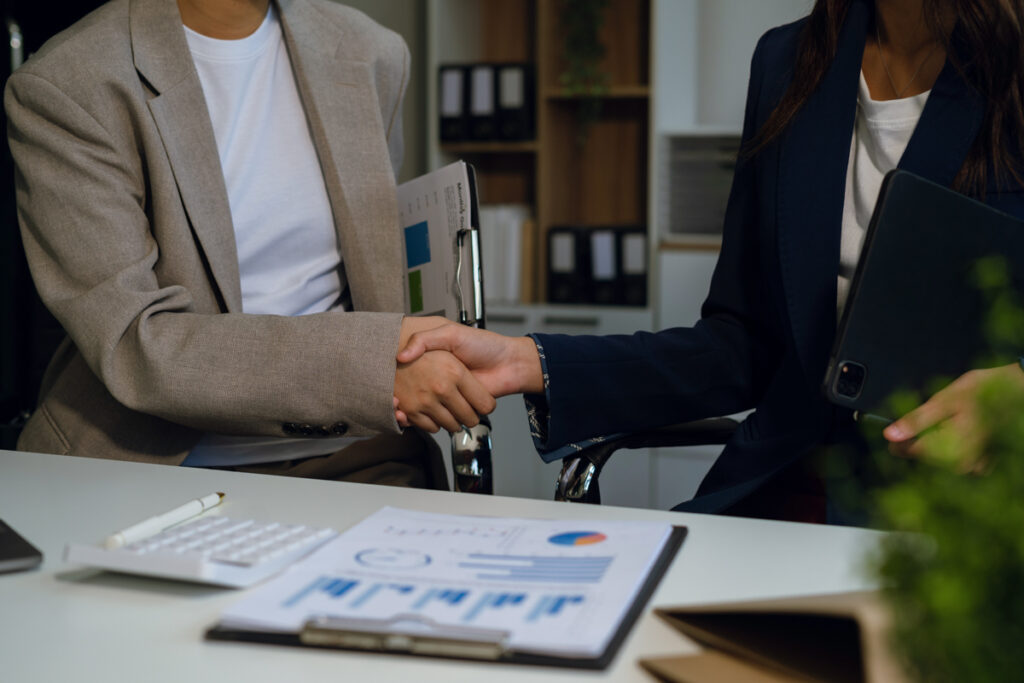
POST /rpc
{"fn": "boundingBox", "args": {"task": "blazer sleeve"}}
[5,69,407,439]
[532,33,785,450]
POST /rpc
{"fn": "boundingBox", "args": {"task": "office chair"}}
[554,417,739,504]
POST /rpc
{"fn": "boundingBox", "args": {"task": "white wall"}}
[654,0,811,133]
[330,0,427,182]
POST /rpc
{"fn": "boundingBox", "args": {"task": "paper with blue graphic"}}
[218,507,672,657]
[397,161,475,319]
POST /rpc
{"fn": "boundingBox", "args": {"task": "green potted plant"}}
[869,258,1024,681]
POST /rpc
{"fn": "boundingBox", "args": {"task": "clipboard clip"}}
[300,613,510,660]
[455,228,485,328]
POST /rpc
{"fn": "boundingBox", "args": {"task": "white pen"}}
[104,492,225,549]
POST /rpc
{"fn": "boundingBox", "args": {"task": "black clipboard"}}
[204,526,687,670]
[823,169,1024,420]
[455,163,485,328]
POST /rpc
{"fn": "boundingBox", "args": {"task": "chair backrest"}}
[555,418,740,505]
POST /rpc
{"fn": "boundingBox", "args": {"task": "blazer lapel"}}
[130,0,243,312]
[277,0,406,313]
[776,0,870,384]
[897,40,984,186]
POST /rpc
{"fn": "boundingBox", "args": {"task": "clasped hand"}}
[392,321,543,431]
[392,316,497,433]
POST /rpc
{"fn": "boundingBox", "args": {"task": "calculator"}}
[64,516,338,588]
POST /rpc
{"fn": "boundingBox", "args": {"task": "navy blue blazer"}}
[531,0,1024,514]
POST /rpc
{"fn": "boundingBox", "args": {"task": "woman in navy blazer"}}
[399,0,1024,522]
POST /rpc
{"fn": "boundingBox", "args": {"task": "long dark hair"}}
[751,0,1024,194]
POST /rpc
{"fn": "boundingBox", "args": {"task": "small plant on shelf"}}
[558,0,610,145]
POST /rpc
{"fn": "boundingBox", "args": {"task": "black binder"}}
[547,226,589,304]
[589,229,620,305]
[468,64,498,140]
[439,65,469,142]
[496,63,535,141]
[824,170,1024,419]
[618,227,648,307]
[205,526,687,670]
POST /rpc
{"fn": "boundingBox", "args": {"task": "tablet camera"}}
[835,361,866,399]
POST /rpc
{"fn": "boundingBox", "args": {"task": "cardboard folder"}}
[640,591,908,683]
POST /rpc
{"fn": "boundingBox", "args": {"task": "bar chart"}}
[278,573,588,629]
[457,553,613,583]
[527,595,585,622]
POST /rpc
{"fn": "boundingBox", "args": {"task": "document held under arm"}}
[398,161,484,326]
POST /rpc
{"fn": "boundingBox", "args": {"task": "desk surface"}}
[0,450,883,682]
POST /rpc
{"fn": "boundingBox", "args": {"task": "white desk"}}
[0,450,883,682]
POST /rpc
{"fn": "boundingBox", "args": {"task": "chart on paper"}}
[398,161,475,319]
[218,507,673,658]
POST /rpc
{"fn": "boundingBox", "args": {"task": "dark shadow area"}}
[0,1,106,449]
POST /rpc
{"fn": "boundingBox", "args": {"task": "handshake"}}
[392,316,544,433]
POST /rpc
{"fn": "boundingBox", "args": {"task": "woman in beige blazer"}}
[5,0,489,485]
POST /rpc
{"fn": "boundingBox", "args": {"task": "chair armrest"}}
[554,418,739,504]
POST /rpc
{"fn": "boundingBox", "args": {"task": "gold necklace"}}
[875,21,940,98]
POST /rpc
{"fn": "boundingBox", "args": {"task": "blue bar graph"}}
[350,582,416,609]
[462,592,527,623]
[413,588,469,609]
[283,575,359,608]
[457,554,613,583]
[526,595,585,622]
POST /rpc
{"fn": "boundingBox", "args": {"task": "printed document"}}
[217,507,674,658]
[398,162,475,320]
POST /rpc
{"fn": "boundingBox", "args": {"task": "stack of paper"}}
[479,204,532,305]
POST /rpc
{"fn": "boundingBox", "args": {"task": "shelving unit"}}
[427,0,653,305]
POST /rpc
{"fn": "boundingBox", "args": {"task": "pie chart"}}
[547,531,607,546]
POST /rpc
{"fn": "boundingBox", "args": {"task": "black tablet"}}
[823,170,1024,419]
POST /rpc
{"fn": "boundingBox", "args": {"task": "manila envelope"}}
[640,591,909,683]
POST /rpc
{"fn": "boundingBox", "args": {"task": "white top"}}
[837,72,930,313]
[183,8,361,466]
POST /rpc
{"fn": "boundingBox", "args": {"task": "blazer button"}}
[314,426,330,438]
[299,424,314,437]
[331,422,348,436]
[282,422,298,435]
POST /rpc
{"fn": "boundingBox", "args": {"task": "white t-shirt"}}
[837,72,930,314]
[183,8,363,466]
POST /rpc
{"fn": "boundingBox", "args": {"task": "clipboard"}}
[398,160,485,328]
[203,509,687,670]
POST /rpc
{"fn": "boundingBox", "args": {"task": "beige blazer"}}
[7,0,416,464]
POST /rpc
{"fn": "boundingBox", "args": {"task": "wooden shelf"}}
[543,85,650,100]
[440,141,538,154]
[431,0,651,303]
[659,238,722,252]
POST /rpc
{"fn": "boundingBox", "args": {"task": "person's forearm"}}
[511,336,544,395]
